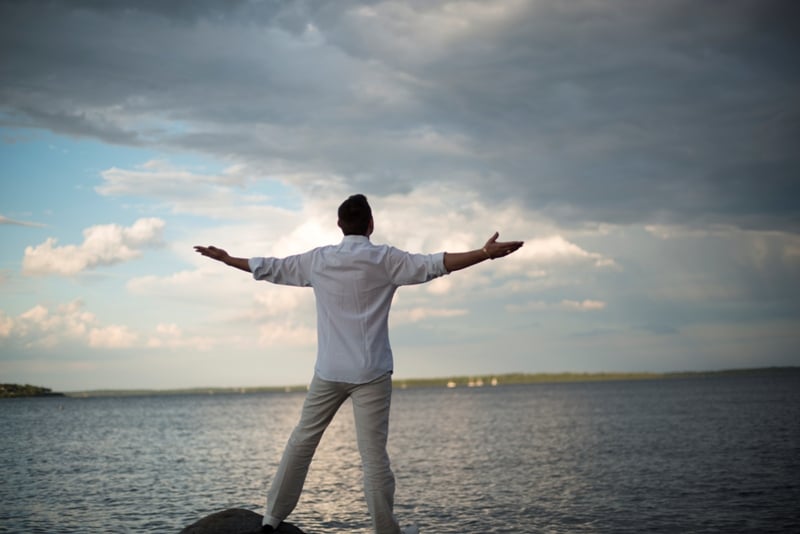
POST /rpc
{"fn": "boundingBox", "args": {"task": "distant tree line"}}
[0,384,64,398]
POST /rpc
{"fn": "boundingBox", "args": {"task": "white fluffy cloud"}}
[146,323,214,351]
[0,302,217,352]
[0,310,13,337]
[507,299,607,314]
[22,218,165,276]
[97,159,245,197]
[88,324,138,349]
[516,235,616,268]
[257,322,317,347]
[96,160,291,220]
[124,181,615,342]
[2,300,137,349]
[392,306,469,324]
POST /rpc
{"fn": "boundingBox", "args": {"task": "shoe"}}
[401,526,420,534]
[260,525,275,533]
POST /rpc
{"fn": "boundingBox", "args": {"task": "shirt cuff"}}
[249,257,266,279]
[431,251,448,276]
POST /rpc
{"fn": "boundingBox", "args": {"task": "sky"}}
[1,0,799,392]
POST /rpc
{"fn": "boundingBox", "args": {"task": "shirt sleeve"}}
[384,248,448,286]
[249,253,313,287]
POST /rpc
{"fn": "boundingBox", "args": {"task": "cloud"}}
[22,218,165,276]
[124,183,612,340]
[128,249,321,348]
[1,302,218,352]
[561,299,607,311]
[2,300,138,349]
[641,224,800,301]
[257,322,317,347]
[96,160,323,225]
[97,159,245,197]
[146,323,214,351]
[1,1,797,230]
[0,310,12,337]
[3,1,799,387]
[117,185,548,358]
[392,306,469,324]
[0,214,45,227]
[513,235,616,269]
[507,299,607,314]
[88,325,138,349]
[127,268,234,301]
[335,0,529,66]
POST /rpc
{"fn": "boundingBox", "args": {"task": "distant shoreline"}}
[0,384,65,399]
[51,366,799,398]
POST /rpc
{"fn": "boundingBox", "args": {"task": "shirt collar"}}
[341,234,371,244]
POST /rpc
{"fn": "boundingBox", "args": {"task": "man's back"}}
[250,235,447,383]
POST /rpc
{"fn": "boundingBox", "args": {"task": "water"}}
[1,372,799,533]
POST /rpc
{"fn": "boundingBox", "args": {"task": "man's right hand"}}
[194,245,253,273]
[194,245,231,262]
[482,232,524,260]
[443,232,524,272]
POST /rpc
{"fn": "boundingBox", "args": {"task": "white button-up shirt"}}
[249,235,448,384]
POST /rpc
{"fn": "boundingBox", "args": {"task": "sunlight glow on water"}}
[1,373,799,533]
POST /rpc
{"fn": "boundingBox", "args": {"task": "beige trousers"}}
[263,372,401,534]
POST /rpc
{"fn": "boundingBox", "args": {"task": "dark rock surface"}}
[180,508,307,534]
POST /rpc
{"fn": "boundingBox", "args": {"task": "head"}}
[337,194,374,236]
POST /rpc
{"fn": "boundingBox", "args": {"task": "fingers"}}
[193,245,223,259]
[496,246,520,257]
[487,239,523,259]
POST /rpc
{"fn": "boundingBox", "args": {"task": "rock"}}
[180,508,307,534]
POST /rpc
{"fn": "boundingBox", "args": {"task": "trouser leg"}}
[264,375,347,527]
[350,373,401,534]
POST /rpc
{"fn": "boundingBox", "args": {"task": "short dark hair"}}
[338,194,372,235]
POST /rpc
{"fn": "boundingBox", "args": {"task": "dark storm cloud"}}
[1,0,798,229]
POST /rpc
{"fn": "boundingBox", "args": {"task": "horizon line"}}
[57,366,799,398]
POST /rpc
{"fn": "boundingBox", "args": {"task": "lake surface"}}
[1,371,799,533]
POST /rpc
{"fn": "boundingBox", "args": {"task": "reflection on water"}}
[1,372,799,533]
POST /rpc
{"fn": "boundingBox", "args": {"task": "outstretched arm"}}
[443,232,524,273]
[194,245,251,273]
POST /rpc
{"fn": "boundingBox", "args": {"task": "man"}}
[194,194,523,534]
